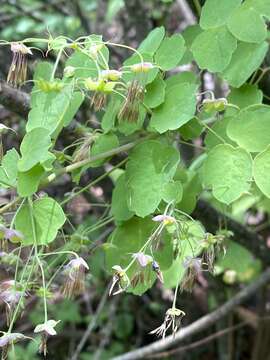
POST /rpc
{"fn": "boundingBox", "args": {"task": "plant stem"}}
[28,197,48,322]
[61,158,127,205]
[51,47,64,81]
[193,0,202,16]
[43,140,138,185]
[0,197,20,215]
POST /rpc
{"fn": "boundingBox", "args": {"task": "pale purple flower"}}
[62,257,89,298]
[4,229,24,243]
[152,215,175,225]
[132,252,152,267]
[0,332,28,347]
[181,257,203,292]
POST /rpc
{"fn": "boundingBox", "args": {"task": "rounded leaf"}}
[202,144,252,204]
[191,26,237,72]
[227,105,270,152]
[253,146,270,198]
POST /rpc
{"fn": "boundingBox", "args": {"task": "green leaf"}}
[227,3,267,43]
[221,41,268,88]
[105,217,173,295]
[62,92,84,127]
[204,117,236,150]
[177,172,202,214]
[111,173,134,221]
[226,84,263,116]
[17,165,44,197]
[155,34,186,70]
[144,75,166,108]
[90,133,119,167]
[138,27,165,55]
[18,128,52,172]
[122,53,158,85]
[150,83,197,133]
[247,0,270,18]
[180,25,202,65]
[202,144,253,204]
[0,149,19,188]
[15,197,66,245]
[179,118,203,140]
[101,94,121,132]
[125,140,180,217]
[217,240,260,281]
[191,26,237,72]
[253,146,270,197]
[162,181,183,204]
[27,82,79,136]
[163,221,204,288]
[65,50,98,79]
[165,72,198,87]
[227,105,270,152]
[31,62,53,107]
[200,0,242,29]
[117,106,146,136]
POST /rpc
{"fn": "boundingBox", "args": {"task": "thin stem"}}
[193,0,202,16]
[8,246,35,333]
[172,281,180,309]
[50,47,64,81]
[28,197,48,323]
[61,158,127,205]
[43,141,137,185]
[0,197,20,215]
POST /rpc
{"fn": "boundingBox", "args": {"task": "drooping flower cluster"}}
[7,42,32,87]
[0,332,30,360]
[0,225,24,251]
[34,319,60,356]
[150,308,185,339]
[62,257,89,298]
[0,280,25,325]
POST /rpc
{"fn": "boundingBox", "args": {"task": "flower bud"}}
[101,69,122,81]
[64,66,75,78]
[131,62,154,73]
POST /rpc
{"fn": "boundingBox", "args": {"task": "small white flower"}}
[34,320,60,336]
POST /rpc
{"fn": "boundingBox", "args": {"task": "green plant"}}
[1,0,270,357]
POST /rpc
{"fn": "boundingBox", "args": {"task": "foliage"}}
[0,0,270,358]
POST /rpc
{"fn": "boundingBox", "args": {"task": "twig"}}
[70,285,110,360]
[111,268,270,360]
[194,200,270,266]
[149,322,247,358]
[0,80,30,117]
[93,296,120,360]
[176,0,197,25]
